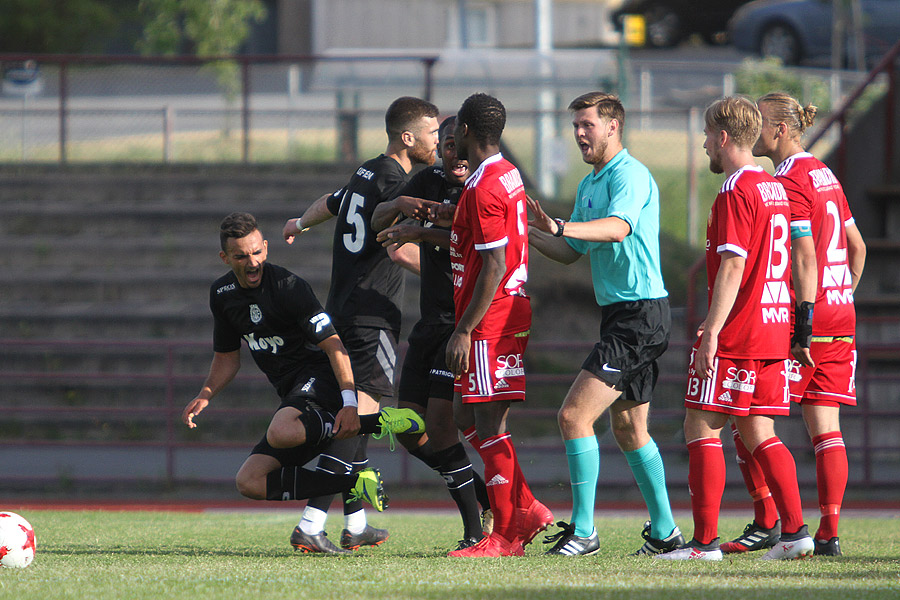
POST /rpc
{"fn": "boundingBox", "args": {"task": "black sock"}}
[341,435,369,514]
[305,436,360,512]
[265,466,354,501]
[472,470,490,513]
[434,442,485,540]
[358,413,382,435]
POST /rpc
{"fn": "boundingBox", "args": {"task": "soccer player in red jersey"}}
[655,96,814,561]
[720,93,867,557]
[445,93,553,557]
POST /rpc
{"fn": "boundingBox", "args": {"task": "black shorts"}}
[337,325,399,398]
[397,321,455,408]
[581,297,670,405]
[250,371,341,465]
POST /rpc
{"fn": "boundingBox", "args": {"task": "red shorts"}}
[455,331,529,404]
[788,336,857,406]
[684,346,791,417]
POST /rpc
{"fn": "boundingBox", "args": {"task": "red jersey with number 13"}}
[450,154,531,339]
[706,165,791,359]
[776,152,856,336]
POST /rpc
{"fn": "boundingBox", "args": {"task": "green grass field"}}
[1,510,898,600]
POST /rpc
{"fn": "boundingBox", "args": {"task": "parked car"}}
[610,0,753,47]
[729,0,900,65]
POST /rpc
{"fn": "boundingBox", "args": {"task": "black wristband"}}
[792,301,814,348]
[553,218,566,237]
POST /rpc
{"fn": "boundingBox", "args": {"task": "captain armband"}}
[790,221,812,240]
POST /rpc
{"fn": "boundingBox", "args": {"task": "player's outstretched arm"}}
[318,335,361,439]
[284,193,335,244]
[372,195,442,231]
[525,194,582,264]
[377,223,451,249]
[183,350,241,428]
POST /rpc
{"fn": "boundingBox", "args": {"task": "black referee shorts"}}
[581,297,670,405]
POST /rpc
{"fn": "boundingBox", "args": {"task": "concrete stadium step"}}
[0,269,332,303]
[1,235,335,270]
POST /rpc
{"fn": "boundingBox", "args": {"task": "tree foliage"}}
[138,0,267,99]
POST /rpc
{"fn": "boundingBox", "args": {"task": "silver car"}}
[729,0,900,65]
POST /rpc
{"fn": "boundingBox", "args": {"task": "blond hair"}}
[704,96,762,149]
[757,92,818,140]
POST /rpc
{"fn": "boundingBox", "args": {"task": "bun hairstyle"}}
[758,92,818,137]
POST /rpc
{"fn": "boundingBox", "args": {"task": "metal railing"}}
[807,39,900,182]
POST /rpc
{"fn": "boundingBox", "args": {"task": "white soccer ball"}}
[0,512,36,568]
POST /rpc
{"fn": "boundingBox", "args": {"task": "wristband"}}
[341,389,358,408]
[295,218,308,233]
[553,218,566,237]
[792,301,814,348]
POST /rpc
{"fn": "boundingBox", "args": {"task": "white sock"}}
[298,506,328,536]
[344,509,367,535]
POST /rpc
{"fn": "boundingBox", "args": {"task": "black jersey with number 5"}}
[325,154,409,331]
[396,165,460,326]
[211,263,338,397]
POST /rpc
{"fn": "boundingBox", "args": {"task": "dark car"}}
[611,0,753,47]
[729,0,900,65]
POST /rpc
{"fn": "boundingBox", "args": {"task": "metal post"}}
[640,68,651,130]
[241,58,250,163]
[58,61,68,164]
[886,65,896,182]
[423,58,437,102]
[163,105,174,163]
[686,107,700,246]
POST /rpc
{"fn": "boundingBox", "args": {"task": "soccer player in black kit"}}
[183,212,422,553]
[282,97,439,552]
[373,116,492,551]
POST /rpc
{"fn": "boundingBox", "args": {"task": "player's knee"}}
[266,423,305,449]
[235,472,265,500]
[557,404,579,433]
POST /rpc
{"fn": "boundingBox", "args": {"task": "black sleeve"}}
[377,167,409,206]
[210,288,241,353]
[285,275,338,344]
[326,187,345,216]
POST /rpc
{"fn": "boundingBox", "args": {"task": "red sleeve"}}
[470,187,509,250]
[716,186,754,257]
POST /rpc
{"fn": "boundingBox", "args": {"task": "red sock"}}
[463,426,480,449]
[512,454,536,509]
[477,433,518,541]
[731,424,779,529]
[752,437,804,535]
[812,431,847,540]
[687,438,725,545]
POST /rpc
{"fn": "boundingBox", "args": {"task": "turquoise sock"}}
[624,438,677,540]
[565,435,599,538]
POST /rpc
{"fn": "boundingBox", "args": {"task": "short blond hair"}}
[757,92,818,140]
[704,96,762,149]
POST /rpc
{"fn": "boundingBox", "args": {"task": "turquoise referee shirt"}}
[565,149,668,306]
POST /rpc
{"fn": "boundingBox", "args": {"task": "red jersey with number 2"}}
[776,152,856,336]
[450,154,531,339]
[706,165,791,360]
